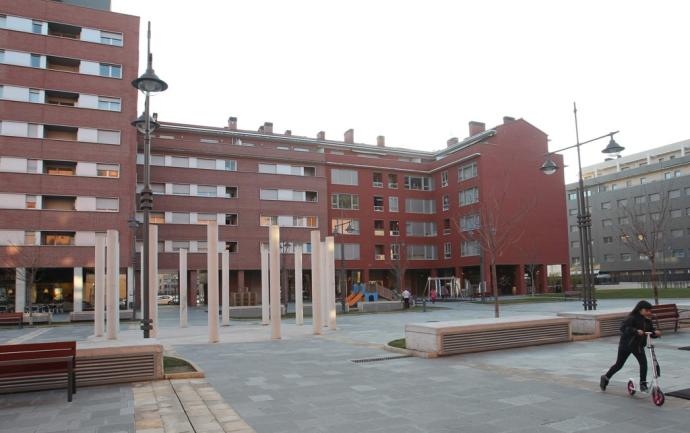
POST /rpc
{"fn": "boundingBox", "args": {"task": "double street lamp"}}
[132,22,167,338]
[334,214,354,313]
[540,103,624,311]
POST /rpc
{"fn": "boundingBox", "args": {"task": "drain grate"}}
[351,355,411,364]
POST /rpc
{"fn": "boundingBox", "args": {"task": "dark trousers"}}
[404,298,410,309]
[605,346,647,382]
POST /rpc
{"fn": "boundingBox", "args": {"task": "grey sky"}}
[113,0,689,182]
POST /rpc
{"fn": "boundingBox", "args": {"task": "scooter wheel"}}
[652,387,665,406]
[627,380,636,396]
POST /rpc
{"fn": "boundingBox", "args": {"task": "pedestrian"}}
[402,288,411,309]
[430,288,437,304]
[600,300,661,392]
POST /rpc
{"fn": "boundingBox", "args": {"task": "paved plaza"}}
[1,299,689,433]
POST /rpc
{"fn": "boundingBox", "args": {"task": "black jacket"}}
[619,313,657,350]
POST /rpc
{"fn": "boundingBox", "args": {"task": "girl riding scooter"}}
[600,300,661,392]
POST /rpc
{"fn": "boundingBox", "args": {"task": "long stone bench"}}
[557,309,629,337]
[358,300,403,313]
[405,315,572,357]
[70,310,134,322]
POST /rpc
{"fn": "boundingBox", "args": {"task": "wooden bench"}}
[0,341,76,402]
[0,312,23,328]
[651,304,680,333]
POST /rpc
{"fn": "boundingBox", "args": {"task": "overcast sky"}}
[113,0,689,182]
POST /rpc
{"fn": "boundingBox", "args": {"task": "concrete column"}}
[539,265,549,293]
[326,236,336,330]
[73,267,83,313]
[189,270,198,307]
[320,241,328,328]
[222,251,230,326]
[207,222,219,343]
[106,230,119,340]
[126,267,134,310]
[148,225,159,337]
[561,263,571,292]
[180,249,188,328]
[260,243,269,325]
[269,225,281,340]
[295,245,304,325]
[94,233,106,337]
[516,264,526,295]
[15,268,26,313]
[237,270,245,292]
[310,231,322,334]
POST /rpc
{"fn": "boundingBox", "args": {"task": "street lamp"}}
[541,102,623,311]
[334,214,354,313]
[127,217,140,311]
[132,22,167,338]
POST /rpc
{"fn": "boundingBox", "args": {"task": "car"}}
[157,295,174,305]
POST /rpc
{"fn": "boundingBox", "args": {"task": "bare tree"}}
[453,182,536,318]
[389,241,407,296]
[612,188,671,305]
[1,244,42,324]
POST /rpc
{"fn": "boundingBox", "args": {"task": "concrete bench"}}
[70,310,134,322]
[405,315,572,357]
[557,309,629,338]
[23,312,52,324]
[358,300,403,313]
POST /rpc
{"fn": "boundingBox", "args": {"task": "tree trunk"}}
[491,262,500,318]
[650,258,659,305]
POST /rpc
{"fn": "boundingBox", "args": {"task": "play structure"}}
[423,277,469,300]
[346,281,398,307]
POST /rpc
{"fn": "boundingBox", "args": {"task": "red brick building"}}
[0,0,139,312]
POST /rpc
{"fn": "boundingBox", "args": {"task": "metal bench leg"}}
[67,362,74,402]
[73,359,77,394]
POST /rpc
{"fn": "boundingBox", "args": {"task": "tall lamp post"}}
[131,22,167,338]
[540,103,623,311]
[127,217,140,311]
[334,212,354,313]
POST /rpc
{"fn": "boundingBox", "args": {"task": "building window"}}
[196,241,208,252]
[25,195,37,209]
[172,184,190,195]
[671,229,684,238]
[406,221,437,237]
[28,88,41,103]
[598,185,608,193]
[617,199,627,208]
[225,187,238,198]
[458,162,477,181]
[196,213,217,225]
[98,96,121,111]
[650,212,661,221]
[148,212,164,224]
[671,209,682,218]
[172,241,190,252]
[601,201,611,210]
[461,240,480,257]
[388,174,398,189]
[649,193,660,202]
[374,220,385,236]
[373,196,384,212]
[389,221,400,236]
[634,196,645,204]
[390,243,400,260]
[374,244,386,260]
[571,241,580,249]
[171,212,190,224]
[568,193,577,200]
[459,187,479,206]
[602,219,613,228]
[568,209,577,216]
[404,175,433,191]
[170,156,188,168]
[443,219,451,235]
[441,171,448,187]
[331,218,359,235]
[372,172,383,187]
[331,168,358,185]
[603,236,613,244]
[331,193,360,210]
[32,20,43,34]
[571,257,581,266]
[96,163,119,177]
[197,185,217,197]
[407,244,437,260]
[460,214,480,231]
[224,160,237,171]
[444,242,451,259]
[42,231,75,246]
[405,198,435,214]
[389,196,399,212]
[621,253,632,262]
[95,197,118,211]
[99,63,121,78]
[24,231,36,246]
[30,54,42,68]
[570,225,578,233]
[669,189,681,199]
[672,249,686,258]
[100,31,123,46]
[604,254,615,262]
[26,159,39,173]
[442,195,449,211]
[225,213,238,226]
[618,216,629,225]
[334,243,360,260]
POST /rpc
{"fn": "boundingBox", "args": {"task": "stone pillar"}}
[15,268,26,313]
[325,236,336,330]
[180,249,188,328]
[221,251,230,326]
[310,231,322,334]
[148,225,159,337]
[539,265,549,293]
[269,225,281,340]
[561,263,571,292]
[207,222,219,343]
[320,241,328,328]
[295,245,304,325]
[106,229,119,340]
[94,233,106,337]
[126,267,134,310]
[73,267,83,313]
[260,243,270,325]
[362,268,369,285]
[516,264,526,295]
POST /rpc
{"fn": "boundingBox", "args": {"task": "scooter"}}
[627,332,665,406]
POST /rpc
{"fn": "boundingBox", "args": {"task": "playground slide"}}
[346,292,364,307]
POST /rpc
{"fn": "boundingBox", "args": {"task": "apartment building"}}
[143,116,570,304]
[0,0,139,312]
[566,140,690,281]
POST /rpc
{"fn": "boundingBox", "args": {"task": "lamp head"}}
[602,134,624,154]
[540,157,559,175]
[131,112,160,134]
[132,64,168,93]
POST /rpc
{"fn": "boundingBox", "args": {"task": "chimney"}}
[228,116,237,130]
[317,131,326,140]
[503,116,515,124]
[377,135,385,147]
[469,121,485,136]
[258,125,264,133]
[263,122,273,134]
[284,130,292,136]
[344,129,354,144]
[447,137,459,147]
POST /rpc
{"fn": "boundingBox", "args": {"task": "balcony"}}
[46,56,80,73]
[43,160,77,176]
[390,230,400,236]
[45,90,79,107]
[48,22,81,39]
[375,254,386,261]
